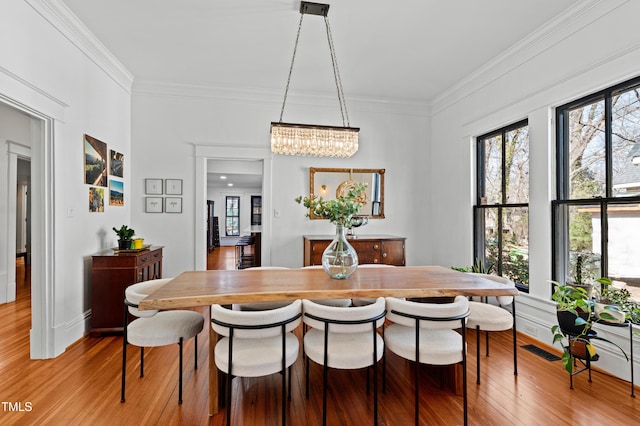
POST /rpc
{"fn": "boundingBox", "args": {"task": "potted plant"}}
[551,281,596,373]
[113,225,135,250]
[295,182,367,279]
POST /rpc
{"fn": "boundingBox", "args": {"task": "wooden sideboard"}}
[303,235,406,266]
[90,246,163,335]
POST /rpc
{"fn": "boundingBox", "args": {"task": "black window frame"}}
[553,75,640,290]
[225,195,240,237]
[474,119,530,292]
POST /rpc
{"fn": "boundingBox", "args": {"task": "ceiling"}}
[207,172,263,190]
[60,0,581,104]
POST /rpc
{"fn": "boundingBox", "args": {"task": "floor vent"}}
[521,344,561,361]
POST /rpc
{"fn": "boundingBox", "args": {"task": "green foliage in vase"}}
[295,182,367,226]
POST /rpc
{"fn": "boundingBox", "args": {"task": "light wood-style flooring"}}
[1,250,638,425]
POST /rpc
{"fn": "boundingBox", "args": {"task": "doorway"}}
[1,95,55,359]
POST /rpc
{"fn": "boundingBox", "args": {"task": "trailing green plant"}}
[295,183,367,226]
[550,281,594,373]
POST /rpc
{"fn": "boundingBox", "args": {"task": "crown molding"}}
[133,79,430,117]
[26,0,134,93]
[430,0,627,115]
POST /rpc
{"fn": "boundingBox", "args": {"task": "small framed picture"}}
[145,178,163,195]
[165,179,183,195]
[145,197,163,213]
[165,197,182,213]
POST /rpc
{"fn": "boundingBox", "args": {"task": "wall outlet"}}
[274,209,281,218]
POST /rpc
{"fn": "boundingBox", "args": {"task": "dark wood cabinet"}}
[90,246,163,335]
[303,235,406,266]
[207,200,219,252]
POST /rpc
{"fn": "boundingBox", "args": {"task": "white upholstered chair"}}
[465,273,517,384]
[121,278,204,404]
[384,296,470,426]
[302,298,386,426]
[211,299,302,426]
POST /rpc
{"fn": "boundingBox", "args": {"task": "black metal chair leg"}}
[121,301,128,403]
[178,337,184,404]
[194,334,198,370]
[140,347,145,377]
[512,300,518,376]
[476,325,481,384]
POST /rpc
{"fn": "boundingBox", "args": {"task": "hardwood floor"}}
[1,250,638,425]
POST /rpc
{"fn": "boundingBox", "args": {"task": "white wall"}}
[0,0,132,357]
[131,85,430,273]
[429,0,640,380]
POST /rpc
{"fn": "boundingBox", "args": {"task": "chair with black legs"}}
[384,296,470,426]
[465,273,517,384]
[302,297,386,426]
[211,299,302,426]
[121,278,204,404]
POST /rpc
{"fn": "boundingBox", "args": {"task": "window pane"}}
[505,127,529,203]
[502,207,529,286]
[482,208,499,272]
[568,99,606,199]
[483,135,502,204]
[611,86,640,197]
[607,203,640,286]
[567,204,601,283]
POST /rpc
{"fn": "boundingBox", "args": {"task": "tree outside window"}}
[554,76,640,292]
[475,120,530,290]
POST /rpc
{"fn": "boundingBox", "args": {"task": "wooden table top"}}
[139,266,518,310]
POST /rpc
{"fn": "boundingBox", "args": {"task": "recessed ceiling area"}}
[207,160,263,190]
[60,0,582,103]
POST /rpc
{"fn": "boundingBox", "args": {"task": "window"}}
[225,196,240,236]
[554,76,640,290]
[475,120,529,290]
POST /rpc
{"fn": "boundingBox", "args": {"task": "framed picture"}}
[165,197,182,213]
[89,187,105,212]
[109,179,124,206]
[110,150,124,177]
[84,134,108,187]
[165,179,183,195]
[145,178,163,195]
[145,197,163,213]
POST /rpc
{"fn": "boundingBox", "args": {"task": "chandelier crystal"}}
[271,2,359,158]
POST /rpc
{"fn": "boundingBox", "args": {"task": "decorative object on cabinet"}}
[309,168,385,218]
[145,178,163,195]
[90,246,163,335]
[84,134,108,187]
[145,197,163,213]
[165,178,183,195]
[270,2,359,158]
[113,225,135,250]
[304,235,406,267]
[109,180,124,206]
[165,197,182,213]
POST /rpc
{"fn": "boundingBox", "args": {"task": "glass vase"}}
[322,224,358,279]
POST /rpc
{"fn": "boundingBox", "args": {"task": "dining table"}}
[138,265,519,416]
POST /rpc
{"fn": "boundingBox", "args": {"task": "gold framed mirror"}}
[309,167,385,219]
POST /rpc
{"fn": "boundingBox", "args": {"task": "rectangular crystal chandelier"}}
[270,122,359,157]
[271,2,359,158]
